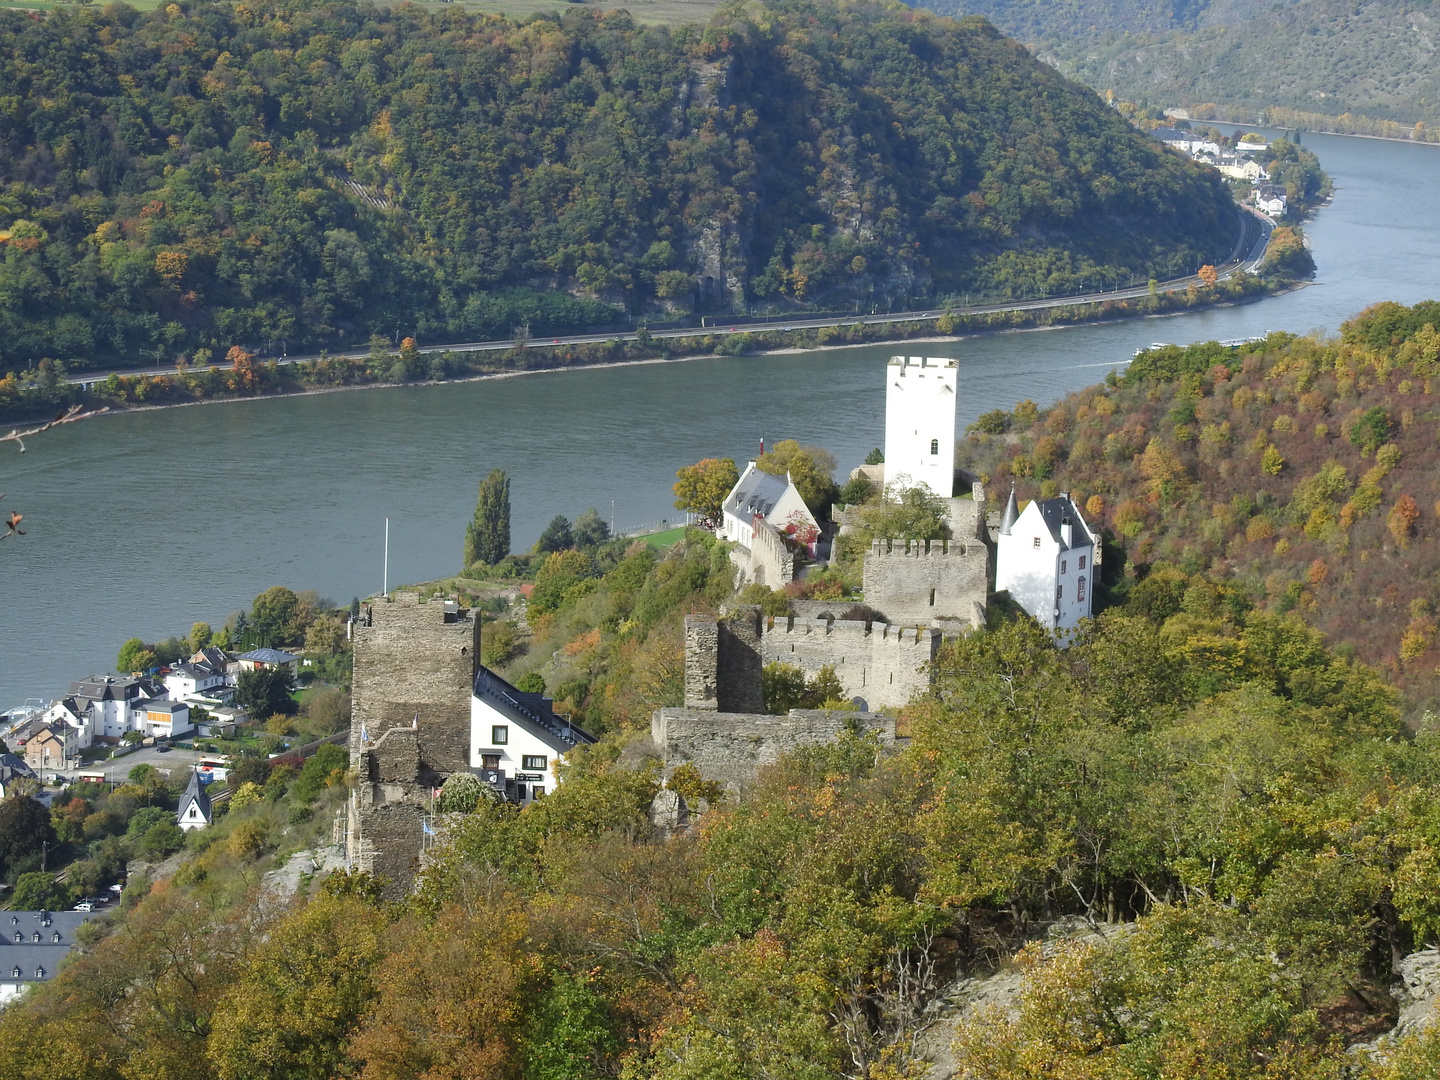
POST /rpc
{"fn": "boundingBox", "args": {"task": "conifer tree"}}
[464,469,511,568]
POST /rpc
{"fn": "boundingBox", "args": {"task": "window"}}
[11,932,18,943]
[1077,576,1087,602]
[10,968,18,979]
[930,438,939,455]
[1060,560,1067,575]
[481,753,501,770]
[491,725,508,745]
[515,783,527,801]
[1033,537,1041,549]
[1079,554,1087,570]
[522,754,548,771]
[531,786,545,799]
[1056,584,1063,600]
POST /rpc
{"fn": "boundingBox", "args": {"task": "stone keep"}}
[347,591,479,899]
[883,356,958,495]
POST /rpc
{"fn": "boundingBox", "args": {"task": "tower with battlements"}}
[883,355,958,495]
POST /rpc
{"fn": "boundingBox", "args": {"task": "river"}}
[3,128,1439,703]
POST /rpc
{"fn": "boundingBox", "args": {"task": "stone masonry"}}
[861,537,988,629]
[347,591,479,899]
[685,607,938,713]
[652,706,898,791]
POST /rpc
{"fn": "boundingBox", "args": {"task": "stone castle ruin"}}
[346,591,478,897]
[651,606,931,789]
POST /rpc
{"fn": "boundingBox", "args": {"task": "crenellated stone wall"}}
[862,537,989,629]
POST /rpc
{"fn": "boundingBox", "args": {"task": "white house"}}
[719,462,818,550]
[140,699,192,739]
[1214,155,1268,182]
[470,667,597,804]
[1255,184,1288,217]
[1150,127,1220,157]
[164,663,233,707]
[883,355,957,495]
[175,770,212,831]
[67,674,166,740]
[995,489,1098,634]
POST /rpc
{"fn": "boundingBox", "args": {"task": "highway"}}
[67,210,1274,388]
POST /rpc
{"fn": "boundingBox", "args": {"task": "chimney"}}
[1060,514,1073,548]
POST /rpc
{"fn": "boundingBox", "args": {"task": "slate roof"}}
[473,667,596,753]
[1149,127,1192,143]
[0,910,94,986]
[177,769,212,825]
[1032,496,1095,550]
[0,755,33,778]
[237,648,298,666]
[726,465,793,521]
[999,485,1020,536]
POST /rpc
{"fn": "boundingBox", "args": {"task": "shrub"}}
[228,820,269,859]
[437,772,490,814]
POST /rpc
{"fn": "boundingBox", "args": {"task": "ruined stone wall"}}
[683,615,720,710]
[346,726,431,900]
[729,518,795,588]
[718,608,764,713]
[758,617,938,710]
[652,706,897,790]
[862,538,989,629]
[351,591,478,779]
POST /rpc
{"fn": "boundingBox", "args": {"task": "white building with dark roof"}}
[176,769,212,831]
[718,461,819,587]
[0,909,94,1005]
[470,667,597,804]
[995,489,1098,634]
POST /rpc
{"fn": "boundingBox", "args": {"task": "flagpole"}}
[383,517,390,596]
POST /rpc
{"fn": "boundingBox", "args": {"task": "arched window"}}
[930,438,939,455]
[1077,576,1087,603]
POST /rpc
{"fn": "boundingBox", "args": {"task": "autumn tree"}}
[672,457,739,528]
[1198,263,1218,288]
[1389,494,1420,548]
[756,440,839,515]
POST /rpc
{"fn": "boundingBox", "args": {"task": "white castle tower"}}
[883,355,957,495]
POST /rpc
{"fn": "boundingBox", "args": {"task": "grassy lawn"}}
[411,0,720,25]
[640,525,688,549]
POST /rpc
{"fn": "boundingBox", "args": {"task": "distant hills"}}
[0,0,1238,371]
[916,0,1440,125]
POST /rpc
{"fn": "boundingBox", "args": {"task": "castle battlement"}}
[759,615,937,648]
[869,537,984,559]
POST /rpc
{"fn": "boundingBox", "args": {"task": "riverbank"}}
[3,268,1286,424]
[58,277,1304,422]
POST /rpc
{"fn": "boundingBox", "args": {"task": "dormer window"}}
[31,932,39,943]
[34,967,44,979]
[10,967,18,979]
[51,933,60,943]
[12,932,20,943]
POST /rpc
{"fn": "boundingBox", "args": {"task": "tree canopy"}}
[0,0,1236,373]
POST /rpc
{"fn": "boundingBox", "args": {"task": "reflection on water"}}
[4,130,1440,701]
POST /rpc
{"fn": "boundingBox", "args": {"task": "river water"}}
[3,129,1439,703]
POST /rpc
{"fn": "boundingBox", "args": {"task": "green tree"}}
[11,871,70,911]
[673,457,739,528]
[251,586,300,645]
[535,515,575,555]
[0,796,55,876]
[757,440,838,515]
[117,637,156,673]
[464,469,511,569]
[134,820,185,861]
[188,622,212,652]
[572,508,610,550]
[236,667,296,718]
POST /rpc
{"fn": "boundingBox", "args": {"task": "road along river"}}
[3,128,1439,702]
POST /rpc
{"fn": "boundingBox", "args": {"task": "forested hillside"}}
[9,529,1440,1077]
[1045,0,1440,125]
[0,0,1240,371]
[960,299,1440,714]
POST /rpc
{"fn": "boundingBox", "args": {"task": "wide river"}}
[3,129,1439,703]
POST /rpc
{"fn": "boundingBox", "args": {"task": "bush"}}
[228,820,269,859]
[437,772,490,814]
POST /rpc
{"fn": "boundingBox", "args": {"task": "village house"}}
[235,647,299,674]
[140,699,192,739]
[1213,155,1268,182]
[23,726,74,779]
[0,910,94,1006]
[470,667,597,803]
[995,488,1097,634]
[0,755,35,798]
[1255,184,1288,217]
[718,462,820,587]
[66,674,166,740]
[1150,126,1220,157]
[163,661,233,707]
